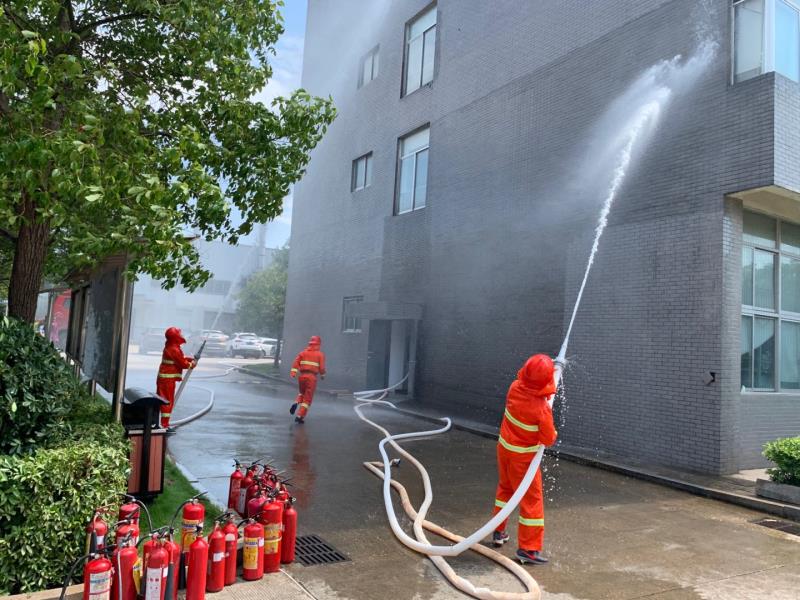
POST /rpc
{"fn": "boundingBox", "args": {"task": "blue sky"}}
[249,0,308,249]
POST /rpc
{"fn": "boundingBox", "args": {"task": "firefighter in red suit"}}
[289,336,326,423]
[491,354,558,565]
[156,327,195,430]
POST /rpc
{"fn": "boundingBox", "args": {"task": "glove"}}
[290,372,296,379]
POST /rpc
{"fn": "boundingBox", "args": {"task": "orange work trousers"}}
[295,373,318,418]
[492,444,545,551]
[156,378,177,428]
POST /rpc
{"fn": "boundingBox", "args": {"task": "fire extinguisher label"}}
[243,537,259,570]
[96,535,105,547]
[88,570,111,600]
[225,533,235,542]
[132,560,142,595]
[145,567,163,600]
[264,523,281,554]
[213,552,225,562]
[238,489,247,510]
[182,519,200,551]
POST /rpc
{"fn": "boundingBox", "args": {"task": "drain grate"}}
[752,518,800,537]
[295,534,350,566]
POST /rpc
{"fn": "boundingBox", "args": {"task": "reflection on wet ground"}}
[125,355,800,599]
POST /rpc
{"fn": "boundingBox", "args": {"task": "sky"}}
[247,0,308,249]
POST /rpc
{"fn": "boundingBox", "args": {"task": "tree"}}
[0,1,335,322]
[236,243,287,339]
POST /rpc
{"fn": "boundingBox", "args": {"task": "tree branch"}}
[2,4,31,31]
[77,11,149,34]
[0,91,10,117]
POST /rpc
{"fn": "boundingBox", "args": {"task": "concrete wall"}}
[286,0,798,473]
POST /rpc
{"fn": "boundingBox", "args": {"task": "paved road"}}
[125,353,800,600]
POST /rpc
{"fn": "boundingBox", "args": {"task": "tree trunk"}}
[7,197,49,323]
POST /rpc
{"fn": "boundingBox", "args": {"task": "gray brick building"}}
[284,0,800,474]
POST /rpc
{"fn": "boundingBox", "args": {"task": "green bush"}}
[763,436,800,487]
[0,394,129,594]
[0,319,130,594]
[0,316,86,454]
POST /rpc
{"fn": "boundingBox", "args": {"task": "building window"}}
[359,46,380,88]
[396,126,429,214]
[201,280,232,296]
[741,211,800,391]
[351,153,373,191]
[403,4,436,95]
[342,296,363,333]
[733,0,800,83]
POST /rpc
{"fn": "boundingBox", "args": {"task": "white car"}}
[258,337,278,358]
[226,333,262,358]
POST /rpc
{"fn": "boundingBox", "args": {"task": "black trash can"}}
[122,387,168,499]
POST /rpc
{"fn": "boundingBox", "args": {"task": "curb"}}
[389,404,800,523]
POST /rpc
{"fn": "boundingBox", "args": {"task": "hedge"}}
[764,436,800,487]
[0,318,130,594]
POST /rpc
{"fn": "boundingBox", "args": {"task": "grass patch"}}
[241,362,279,377]
[144,458,221,533]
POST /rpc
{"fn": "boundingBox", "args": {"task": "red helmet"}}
[517,354,556,396]
[165,327,186,345]
[308,335,321,347]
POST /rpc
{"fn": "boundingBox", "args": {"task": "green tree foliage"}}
[236,243,288,337]
[0,1,335,322]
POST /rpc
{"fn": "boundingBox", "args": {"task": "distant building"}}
[131,240,274,339]
[285,0,800,474]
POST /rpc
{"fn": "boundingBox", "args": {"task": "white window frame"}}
[342,296,364,333]
[351,152,373,192]
[359,45,380,88]
[395,126,430,215]
[732,0,800,83]
[741,210,800,391]
[402,4,437,96]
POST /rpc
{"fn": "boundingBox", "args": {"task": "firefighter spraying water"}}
[155,327,197,431]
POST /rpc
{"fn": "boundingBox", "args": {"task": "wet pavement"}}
[125,354,800,599]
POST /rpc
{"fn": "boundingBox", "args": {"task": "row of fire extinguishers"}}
[65,461,298,600]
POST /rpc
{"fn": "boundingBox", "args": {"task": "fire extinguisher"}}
[83,553,113,600]
[180,498,206,554]
[241,520,264,581]
[163,529,181,600]
[244,477,262,514]
[237,468,254,515]
[115,519,140,547]
[142,533,159,578]
[259,495,283,574]
[110,534,138,600]
[206,522,225,593]
[143,537,169,600]
[186,526,208,600]
[222,516,239,586]
[227,461,243,510]
[246,489,269,519]
[120,495,154,533]
[281,497,297,565]
[86,510,109,554]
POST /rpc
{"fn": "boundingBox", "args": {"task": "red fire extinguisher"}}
[281,497,297,565]
[222,516,239,586]
[206,523,225,593]
[83,554,113,600]
[143,539,169,600]
[237,468,254,515]
[85,511,109,554]
[142,533,159,578]
[181,499,206,554]
[241,520,264,581]
[259,496,283,574]
[163,529,181,600]
[246,489,269,519]
[115,519,140,547]
[186,526,208,600]
[118,500,139,525]
[110,535,138,600]
[227,461,243,510]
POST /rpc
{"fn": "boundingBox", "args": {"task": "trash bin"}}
[122,387,168,499]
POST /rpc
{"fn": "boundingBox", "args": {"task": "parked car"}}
[258,337,278,358]
[139,327,167,354]
[187,330,229,356]
[227,332,262,358]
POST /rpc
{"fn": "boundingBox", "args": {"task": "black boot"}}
[289,403,297,415]
[294,416,305,424]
